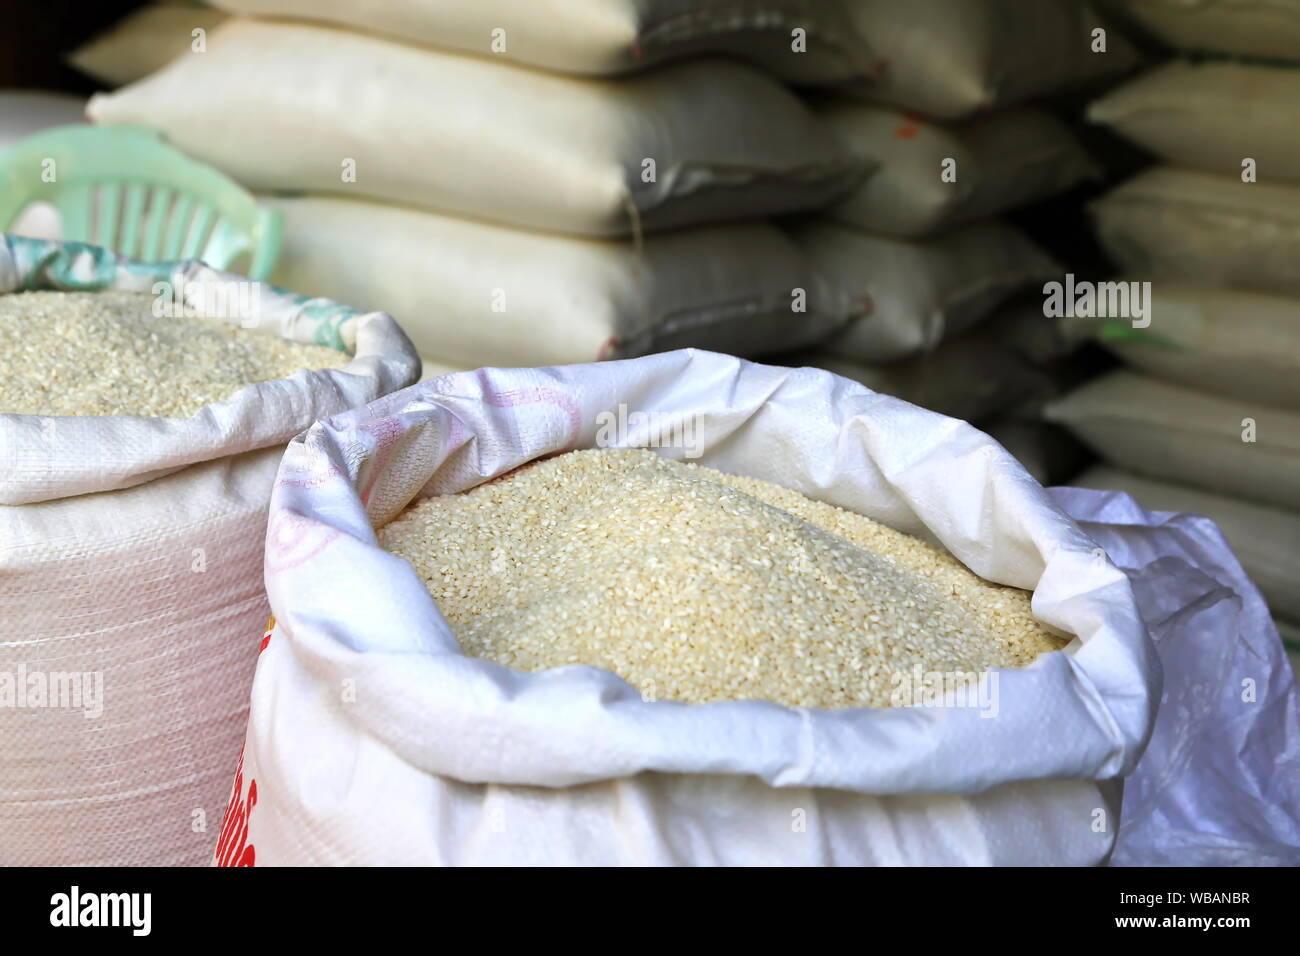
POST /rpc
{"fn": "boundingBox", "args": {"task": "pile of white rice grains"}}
[379,448,1068,710]
[0,289,348,417]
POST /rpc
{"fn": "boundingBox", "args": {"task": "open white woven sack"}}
[0,235,420,867]
[227,349,1160,865]
[0,236,418,505]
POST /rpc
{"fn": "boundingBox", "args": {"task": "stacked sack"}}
[81,2,887,373]
[1052,4,1300,649]
[776,0,1137,447]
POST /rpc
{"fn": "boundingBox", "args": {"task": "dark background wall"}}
[0,0,142,92]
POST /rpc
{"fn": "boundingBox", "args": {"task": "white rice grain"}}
[380,448,1066,710]
[0,290,348,418]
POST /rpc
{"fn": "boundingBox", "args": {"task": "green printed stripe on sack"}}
[1098,320,1184,351]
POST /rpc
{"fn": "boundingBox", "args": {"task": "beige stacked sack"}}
[208,0,867,83]
[206,0,1137,107]
[838,0,1139,118]
[1092,168,1300,297]
[774,0,1121,400]
[87,19,858,239]
[1068,282,1300,409]
[1091,61,1300,183]
[86,15,864,370]
[265,195,845,368]
[817,103,1098,239]
[69,1,230,87]
[1090,59,1300,295]
[1047,371,1300,514]
[1087,30,1300,289]
[1064,32,1300,636]
[1109,0,1300,63]
[790,220,1059,364]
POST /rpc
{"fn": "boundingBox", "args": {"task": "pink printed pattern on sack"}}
[477,368,584,450]
[265,510,341,575]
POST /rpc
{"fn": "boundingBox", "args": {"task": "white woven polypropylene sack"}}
[1092,168,1300,298]
[838,0,1139,119]
[265,195,849,368]
[208,0,868,84]
[1090,61,1300,183]
[1075,281,1300,409]
[87,19,863,239]
[0,236,420,867]
[1046,370,1300,513]
[818,102,1097,238]
[1111,0,1300,63]
[214,349,1158,866]
[790,219,1059,363]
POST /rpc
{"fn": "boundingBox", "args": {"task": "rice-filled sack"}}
[816,102,1097,239]
[265,195,848,369]
[207,0,867,84]
[789,219,1059,363]
[1109,0,1300,63]
[0,235,420,867]
[837,0,1139,119]
[215,349,1161,866]
[1046,370,1300,513]
[1091,168,1300,298]
[1074,282,1300,409]
[1090,61,1300,183]
[68,1,230,88]
[87,19,863,239]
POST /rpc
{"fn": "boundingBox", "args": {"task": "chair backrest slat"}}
[180,204,216,260]
[118,183,148,259]
[161,193,195,262]
[93,184,121,250]
[137,187,174,263]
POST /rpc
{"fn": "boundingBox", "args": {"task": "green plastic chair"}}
[0,124,282,279]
